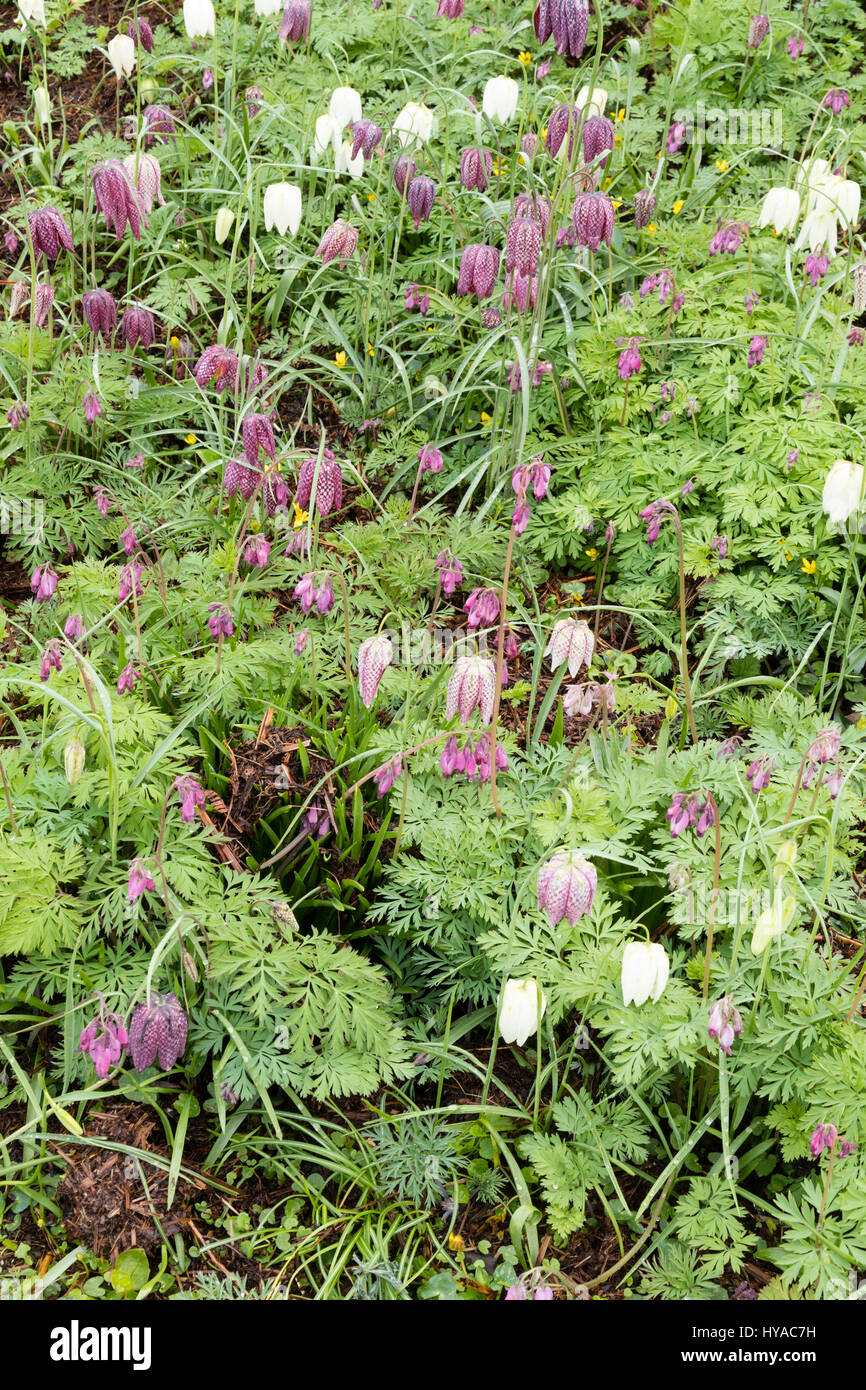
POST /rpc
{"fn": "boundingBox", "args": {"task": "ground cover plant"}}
[0,0,864,1305]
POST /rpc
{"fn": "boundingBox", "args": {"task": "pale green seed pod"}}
[64,735,85,786]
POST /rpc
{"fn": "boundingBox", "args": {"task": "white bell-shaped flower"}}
[822,460,864,527]
[482,76,519,123]
[499,978,547,1046]
[263,182,302,236]
[621,942,669,1006]
[183,0,216,39]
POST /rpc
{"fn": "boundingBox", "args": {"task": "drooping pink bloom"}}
[787,35,804,60]
[810,1124,838,1157]
[709,221,747,257]
[7,401,29,430]
[79,999,129,1079]
[118,562,143,603]
[358,634,394,707]
[208,603,234,639]
[375,753,403,798]
[748,334,767,368]
[545,102,578,159]
[707,995,743,1055]
[446,654,497,725]
[804,250,829,287]
[503,269,537,314]
[117,662,139,694]
[39,639,62,681]
[464,587,500,630]
[418,443,443,473]
[747,13,769,48]
[824,89,849,115]
[633,189,655,229]
[436,549,463,597]
[31,563,58,602]
[563,679,615,720]
[64,613,85,641]
[666,792,714,838]
[120,525,138,556]
[243,536,271,569]
[91,159,148,240]
[617,339,642,379]
[392,154,417,196]
[173,773,205,823]
[128,857,155,901]
[437,0,464,16]
[127,17,154,50]
[551,0,588,57]
[537,850,597,927]
[545,617,594,678]
[316,219,359,268]
[746,756,774,792]
[28,206,74,261]
[129,992,188,1071]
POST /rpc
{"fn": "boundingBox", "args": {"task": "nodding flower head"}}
[117,662,140,694]
[545,616,594,679]
[357,633,394,707]
[435,549,463,597]
[436,0,464,15]
[392,153,417,196]
[39,639,62,681]
[464,586,500,630]
[503,269,537,314]
[533,0,555,43]
[406,175,436,229]
[506,216,543,278]
[194,344,239,393]
[633,189,656,230]
[142,103,176,144]
[563,679,615,720]
[824,88,849,115]
[243,536,271,569]
[82,289,117,338]
[747,12,769,48]
[551,0,589,58]
[545,102,577,159]
[245,85,264,117]
[707,995,743,1055]
[122,304,155,349]
[748,334,767,368]
[129,992,188,1072]
[446,654,497,725]
[223,457,261,501]
[293,571,334,615]
[746,756,774,792]
[279,0,311,42]
[122,153,165,215]
[709,220,747,257]
[91,159,147,241]
[571,192,615,251]
[581,115,614,167]
[296,448,343,516]
[79,998,129,1079]
[349,118,383,161]
[316,218,358,268]
[173,773,205,822]
[809,1124,856,1159]
[127,17,154,50]
[460,146,493,192]
[241,413,276,468]
[537,850,597,927]
[28,205,74,260]
[456,243,500,300]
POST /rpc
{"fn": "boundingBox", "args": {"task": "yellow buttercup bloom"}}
[586,547,599,560]
[480,411,491,424]
[672,199,684,214]
[367,341,375,358]
[715,159,729,172]
[293,502,309,530]
[518,51,532,65]
[645,223,657,235]
[170,335,180,349]
[857,715,866,730]
[614,134,622,145]
[185,433,197,445]
[615,108,626,121]
[334,350,347,367]
[801,558,816,574]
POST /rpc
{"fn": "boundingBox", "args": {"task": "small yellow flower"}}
[334,350,347,368]
[615,108,626,122]
[856,715,866,730]
[611,198,623,211]
[249,518,260,533]
[367,341,375,358]
[645,222,658,235]
[386,406,396,416]
[801,558,816,575]
[672,199,684,214]
[715,159,729,172]
[170,335,180,350]
[518,50,532,65]
[784,550,793,563]
[586,547,599,560]
[541,125,548,140]
[448,1233,465,1253]
[613,134,622,145]
[480,411,491,423]
[603,176,612,189]
[292,502,309,530]
[367,192,377,203]
[185,433,197,445]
